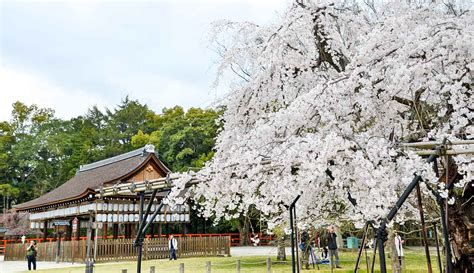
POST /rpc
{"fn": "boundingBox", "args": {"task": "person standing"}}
[394,231,404,267]
[300,229,310,269]
[327,226,342,269]
[168,235,178,260]
[26,240,37,270]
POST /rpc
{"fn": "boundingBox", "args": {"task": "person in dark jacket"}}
[168,235,178,260]
[327,226,341,268]
[300,229,310,269]
[26,240,37,270]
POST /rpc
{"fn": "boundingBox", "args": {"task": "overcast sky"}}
[0,0,288,121]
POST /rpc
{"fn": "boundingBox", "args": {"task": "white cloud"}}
[0,65,225,122]
[0,0,289,120]
[0,65,108,121]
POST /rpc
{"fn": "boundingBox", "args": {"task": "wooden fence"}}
[1,232,271,249]
[4,240,88,263]
[4,236,230,263]
[0,240,5,255]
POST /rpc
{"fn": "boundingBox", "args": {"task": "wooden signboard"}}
[52,220,70,234]
[72,217,78,234]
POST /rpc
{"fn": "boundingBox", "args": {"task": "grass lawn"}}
[26,248,438,273]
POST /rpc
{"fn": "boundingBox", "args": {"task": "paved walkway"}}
[230,246,291,256]
[0,255,83,273]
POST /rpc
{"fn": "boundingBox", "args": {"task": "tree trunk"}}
[448,188,473,273]
[277,236,286,260]
[239,216,250,246]
[440,156,473,273]
[334,226,343,249]
[389,229,401,273]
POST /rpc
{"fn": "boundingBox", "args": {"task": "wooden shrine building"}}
[13,145,191,241]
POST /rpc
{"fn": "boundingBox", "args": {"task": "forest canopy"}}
[0,98,221,209]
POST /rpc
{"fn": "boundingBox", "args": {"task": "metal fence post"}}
[179,263,184,273]
[206,261,211,273]
[237,259,241,273]
[267,257,271,273]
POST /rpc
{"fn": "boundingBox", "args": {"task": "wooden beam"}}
[414,148,474,156]
[97,140,473,197]
[399,140,474,148]
[98,175,199,197]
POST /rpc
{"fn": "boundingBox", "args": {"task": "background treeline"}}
[0,97,221,209]
[1,98,263,238]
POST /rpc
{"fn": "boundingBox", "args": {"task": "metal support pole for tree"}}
[294,207,300,273]
[289,194,301,273]
[424,183,454,273]
[136,191,145,273]
[377,151,439,273]
[364,243,370,273]
[377,223,389,273]
[443,154,453,273]
[429,152,454,273]
[290,206,295,273]
[136,188,158,239]
[371,239,377,273]
[438,197,454,273]
[134,188,170,273]
[415,183,433,273]
[354,222,370,273]
[432,221,443,273]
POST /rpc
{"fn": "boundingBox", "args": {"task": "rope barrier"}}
[396,224,436,235]
[211,262,238,266]
[239,261,267,265]
[271,261,290,264]
[180,264,206,269]
[143,252,445,272]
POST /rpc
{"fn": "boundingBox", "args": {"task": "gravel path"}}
[0,255,83,273]
[230,246,292,257]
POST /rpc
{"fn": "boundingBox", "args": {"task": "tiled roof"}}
[14,146,169,211]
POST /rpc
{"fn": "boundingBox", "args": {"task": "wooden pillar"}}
[43,220,48,241]
[130,223,136,238]
[157,223,162,237]
[113,224,119,239]
[66,219,73,240]
[85,214,93,263]
[76,219,81,240]
[124,224,131,239]
[184,223,190,235]
[103,223,108,239]
[150,223,155,238]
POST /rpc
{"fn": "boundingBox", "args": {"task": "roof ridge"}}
[79,144,155,172]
